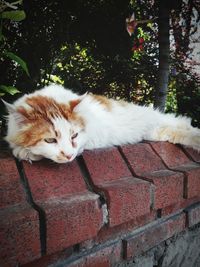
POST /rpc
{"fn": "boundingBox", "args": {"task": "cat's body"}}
[4,84,200,163]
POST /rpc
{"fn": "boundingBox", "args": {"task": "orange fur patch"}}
[12,123,52,147]
[91,94,112,110]
[18,96,70,122]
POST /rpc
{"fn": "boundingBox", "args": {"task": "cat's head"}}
[4,95,87,163]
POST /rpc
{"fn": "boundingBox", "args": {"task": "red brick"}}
[150,142,200,199]
[23,159,104,255]
[22,240,121,267]
[121,144,184,209]
[0,204,40,266]
[146,170,184,209]
[99,178,151,227]
[83,147,152,227]
[21,248,73,267]
[66,242,121,267]
[43,193,103,254]
[123,212,186,259]
[94,212,156,245]
[161,197,200,217]
[175,163,200,198]
[0,153,41,266]
[0,156,26,208]
[23,159,87,200]
[150,142,190,168]
[186,203,200,227]
[182,146,200,163]
[120,143,165,175]
[83,147,131,184]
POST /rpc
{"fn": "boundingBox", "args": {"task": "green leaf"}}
[0,85,20,95]
[1,10,26,21]
[4,51,30,76]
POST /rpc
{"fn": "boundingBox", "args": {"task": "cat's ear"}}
[69,99,81,112]
[2,99,16,113]
[2,99,26,124]
[69,92,88,112]
[80,92,88,99]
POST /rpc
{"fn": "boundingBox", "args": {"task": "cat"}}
[3,84,200,163]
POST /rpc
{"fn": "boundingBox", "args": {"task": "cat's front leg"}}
[12,146,43,162]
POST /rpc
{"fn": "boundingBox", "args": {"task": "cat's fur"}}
[3,84,200,163]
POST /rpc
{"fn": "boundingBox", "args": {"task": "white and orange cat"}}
[3,84,200,163]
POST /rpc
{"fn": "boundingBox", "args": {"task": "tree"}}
[0,0,200,126]
[154,0,170,111]
[154,0,184,111]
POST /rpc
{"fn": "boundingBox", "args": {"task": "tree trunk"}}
[154,0,170,111]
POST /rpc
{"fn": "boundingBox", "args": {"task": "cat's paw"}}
[12,147,43,162]
[13,147,28,160]
[28,153,43,162]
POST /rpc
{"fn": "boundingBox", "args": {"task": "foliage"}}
[170,0,200,126]
[0,0,199,126]
[175,70,200,127]
[0,0,29,97]
[53,43,105,94]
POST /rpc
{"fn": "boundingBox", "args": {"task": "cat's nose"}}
[65,154,73,160]
[61,151,73,160]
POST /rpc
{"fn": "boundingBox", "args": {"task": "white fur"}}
[4,84,200,163]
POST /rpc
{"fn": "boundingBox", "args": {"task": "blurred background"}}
[0,0,200,133]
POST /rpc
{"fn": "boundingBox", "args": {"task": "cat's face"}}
[28,116,86,163]
[5,95,87,163]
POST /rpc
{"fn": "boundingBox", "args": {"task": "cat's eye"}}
[44,138,57,144]
[71,133,78,139]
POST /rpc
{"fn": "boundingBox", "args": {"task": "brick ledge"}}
[1,141,200,266]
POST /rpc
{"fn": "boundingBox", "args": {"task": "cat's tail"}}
[151,124,200,151]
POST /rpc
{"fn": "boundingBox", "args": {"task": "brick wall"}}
[0,142,200,267]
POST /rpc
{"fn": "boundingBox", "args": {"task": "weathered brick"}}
[185,203,200,227]
[146,170,184,209]
[161,197,200,217]
[83,147,131,184]
[66,242,121,267]
[151,142,200,199]
[0,153,41,266]
[0,205,40,266]
[120,143,184,210]
[173,163,200,199]
[100,177,152,226]
[0,156,25,208]
[83,148,151,226]
[2,141,200,267]
[150,142,190,168]
[44,193,103,254]
[94,212,156,245]
[21,248,73,267]
[23,159,87,200]
[120,143,165,175]
[123,212,186,259]
[182,146,200,163]
[23,160,103,255]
